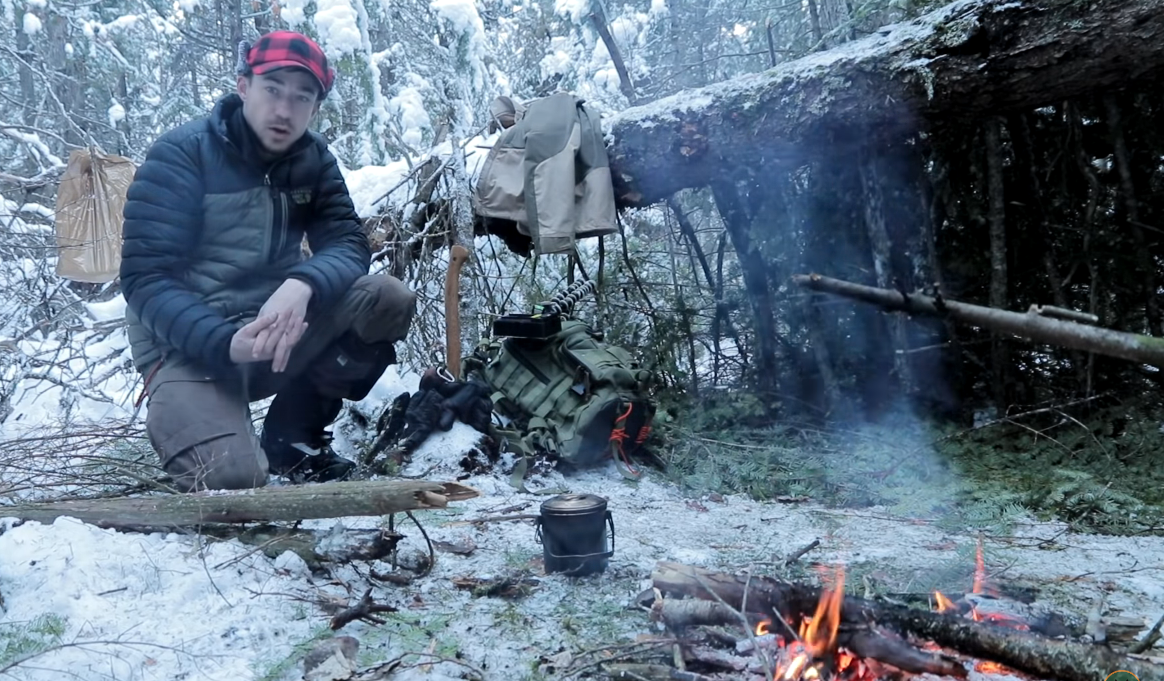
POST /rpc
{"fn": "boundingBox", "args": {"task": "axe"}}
[444,244,470,378]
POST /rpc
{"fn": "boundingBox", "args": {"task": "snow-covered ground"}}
[3,361,1164,681]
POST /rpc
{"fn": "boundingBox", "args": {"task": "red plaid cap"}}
[246,31,335,97]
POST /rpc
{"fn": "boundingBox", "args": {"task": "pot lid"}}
[541,493,608,515]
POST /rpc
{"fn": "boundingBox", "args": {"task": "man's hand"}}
[230,315,280,364]
[253,278,314,372]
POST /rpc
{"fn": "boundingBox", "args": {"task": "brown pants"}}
[143,274,416,492]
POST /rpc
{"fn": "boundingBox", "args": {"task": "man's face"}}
[237,70,321,154]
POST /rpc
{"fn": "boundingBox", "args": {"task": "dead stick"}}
[605,664,715,681]
[449,513,540,526]
[785,538,821,565]
[1131,613,1164,654]
[329,588,398,630]
[792,273,1164,369]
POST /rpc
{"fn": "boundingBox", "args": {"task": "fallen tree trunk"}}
[0,480,480,529]
[606,0,1164,207]
[792,273,1164,369]
[652,562,1164,681]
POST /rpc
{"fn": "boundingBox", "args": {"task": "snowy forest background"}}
[4,0,1164,531]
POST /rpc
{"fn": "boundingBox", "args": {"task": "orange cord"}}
[610,403,639,475]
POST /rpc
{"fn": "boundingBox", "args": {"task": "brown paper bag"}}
[54,148,136,283]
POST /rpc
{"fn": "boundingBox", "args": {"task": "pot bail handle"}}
[606,510,615,555]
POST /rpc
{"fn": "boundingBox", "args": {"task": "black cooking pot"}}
[534,493,615,576]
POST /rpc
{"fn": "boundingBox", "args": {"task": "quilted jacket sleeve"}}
[286,148,371,307]
[119,133,237,372]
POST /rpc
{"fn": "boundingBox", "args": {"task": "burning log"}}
[651,561,1164,681]
[792,273,1164,369]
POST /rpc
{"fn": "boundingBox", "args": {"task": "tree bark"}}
[859,146,914,394]
[711,180,779,394]
[792,274,1164,370]
[651,562,1164,681]
[1103,93,1161,337]
[1,480,480,530]
[605,0,1164,208]
[983,118,1009,411]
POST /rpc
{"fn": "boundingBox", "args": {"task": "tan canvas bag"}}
[54,148,136,283]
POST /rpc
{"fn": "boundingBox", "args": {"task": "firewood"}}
[842,629,966,678]
[0,480,480,529]
[651,561,1164,681]
[650,597,766,631]
[328,588,398,630]
[684,644,750,672]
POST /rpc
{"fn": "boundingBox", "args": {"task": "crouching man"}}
[120,31,416,492]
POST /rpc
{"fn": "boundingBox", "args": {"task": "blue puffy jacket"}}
[120,93,370,375]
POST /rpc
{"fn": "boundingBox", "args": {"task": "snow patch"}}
[108,102,126,128]
[387,86,432,150]
[85,294,127,323]
[21,12,41,34]
[313,0,363,55]
[430,0,480,34]
[279,0,309,27]
[554,0,589,22]
[0,515,320,680]
[340,158,412,217]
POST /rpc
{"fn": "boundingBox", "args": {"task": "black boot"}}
[261,377,356,484]
[272,433,357,484]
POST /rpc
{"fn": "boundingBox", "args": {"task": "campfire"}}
[748,551,1029,681]
[602,542,1160,681]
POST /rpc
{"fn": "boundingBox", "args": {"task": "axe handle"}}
[444,244,470,378]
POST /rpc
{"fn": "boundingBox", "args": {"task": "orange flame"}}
[803,565,845,657]
[972,535,1000,597]
[933,590,958,613]
[772,565,849,681]
[756,620,771,636]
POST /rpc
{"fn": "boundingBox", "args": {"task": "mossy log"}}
[651,562,1164,681]
[606,0,1164,207]
[0,480,480,530]
[792,273,1164,368]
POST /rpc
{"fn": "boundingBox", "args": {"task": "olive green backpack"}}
[463,318,655,483]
